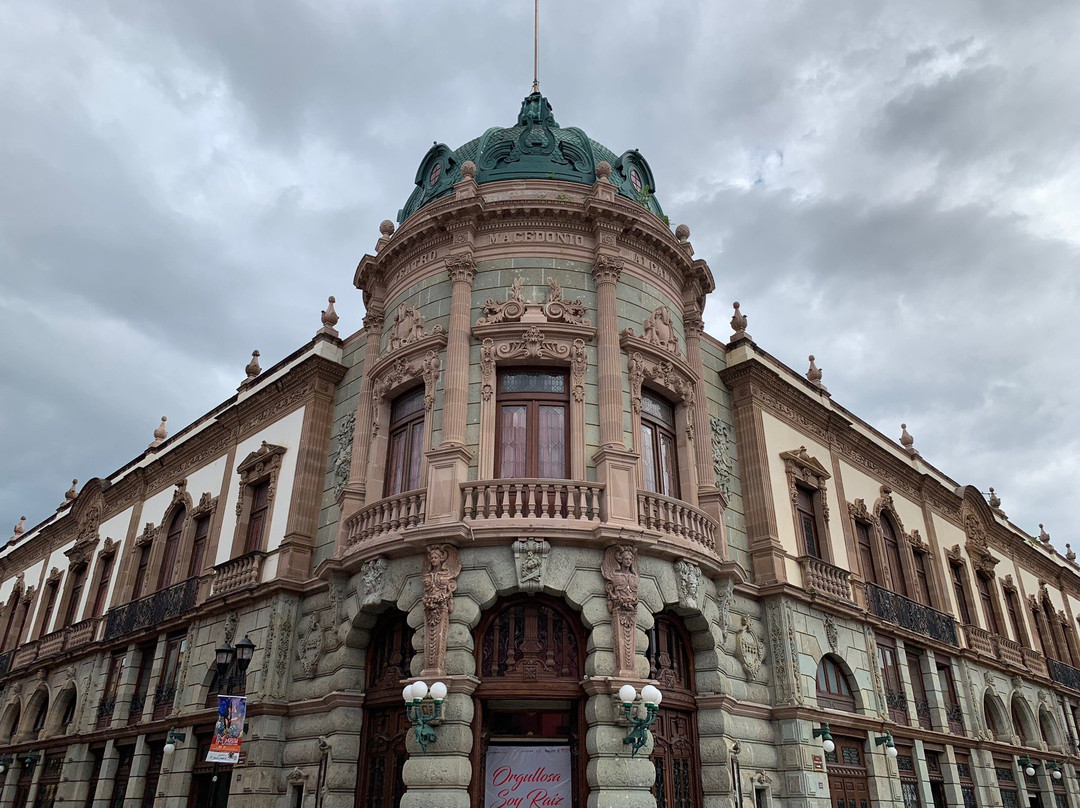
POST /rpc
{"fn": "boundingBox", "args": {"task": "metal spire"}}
[533,0,540,93]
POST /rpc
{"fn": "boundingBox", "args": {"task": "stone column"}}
[338,308,384,531]
[922,649,950,731]
[0,761,16,807]
[581,682,657,808]
[591,256,639,526]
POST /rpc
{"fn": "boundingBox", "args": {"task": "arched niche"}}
[1011,694,1039,748]
[1040,705,1064,752]
[983,690,1009,741]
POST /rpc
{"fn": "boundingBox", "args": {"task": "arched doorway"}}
[356,611,413,808]
[471,596,586,808]
[647,612,703,808]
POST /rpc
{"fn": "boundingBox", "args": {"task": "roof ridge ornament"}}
[532,0,540,94]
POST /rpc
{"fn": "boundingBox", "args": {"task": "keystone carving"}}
[513,537,550,594]
[386,303,443,352]
[360,557,388,607]
[674,559,702,609]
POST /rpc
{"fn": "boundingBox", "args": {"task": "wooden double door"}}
[826,735,870,808]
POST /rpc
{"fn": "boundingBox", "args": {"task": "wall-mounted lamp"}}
[163,728,187,755]
[618,684,663,757]
[1018,757,1039,778]
[1046,761,1063,780]
[402,680,447,753]
[0,756,13,775]
[812,722,835,753]
[874,731,898,758]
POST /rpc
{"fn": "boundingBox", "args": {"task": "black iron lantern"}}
[235,635,255,673]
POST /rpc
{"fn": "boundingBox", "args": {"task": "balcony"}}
[945,703,965,735]
[211,552,266,597]
[6,616,102,670]
[1048,658,1080,692]
[104,577,199,641]
[636,491,718,552]
[0,650,10,677]
[962,624,1028,670]
[463,480,603,523]
[1023,647,1049,678]
[797,556,854,602]
[866,583,959,647]
[344,489,427,547]
[152,682,177,721]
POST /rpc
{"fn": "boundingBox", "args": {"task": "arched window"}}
[1012,697,1034,747]
[641,391,679,498]
[357,611,413,808]
[1,702,21,742]
[158,507,185,590]
[385,388,426,496]
[816,655,856,712]
[856,521,878,587]
[648,613,702,808]
[1040,708,1062,751]
[976,572,1000,635]
[881,515,908,598]
[983,694,1004,741]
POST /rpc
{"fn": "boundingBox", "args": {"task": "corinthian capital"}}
[591,255,624,285]
[362,311,385,333]
[445,254,477,285]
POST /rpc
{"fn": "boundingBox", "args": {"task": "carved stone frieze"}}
[780,447,831,522]
[386,303,443,352]
[513,537,550,594]
[296,614,324,679]
[623,305,681,356]
[710,415,734,497]
[421,544,461,675]
[823,613,839,654]
[601,544,639,677]
[674,559,702,610]
[717,579,735,642]
[360,557,388,607]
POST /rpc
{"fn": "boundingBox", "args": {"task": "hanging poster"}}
[207,694,247,764]
[484,745,571,808]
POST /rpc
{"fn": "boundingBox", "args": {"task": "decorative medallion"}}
[513,537,550,594]
[674,559,702,610]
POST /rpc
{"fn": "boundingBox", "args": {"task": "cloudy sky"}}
[1,0,1077,549]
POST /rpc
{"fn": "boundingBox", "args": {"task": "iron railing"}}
[915,698,933,730]
[103,577,199,641]
[152,683,177,721]
[945,703,965,735]
[866,583,959,647]
[1048,658,1080,692]
[95,696,115,729]
[0,650,10,677]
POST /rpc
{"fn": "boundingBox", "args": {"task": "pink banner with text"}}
[484,745,572,808]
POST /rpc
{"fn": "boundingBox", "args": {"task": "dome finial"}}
[532,0,540,94]
[149,416,168,449]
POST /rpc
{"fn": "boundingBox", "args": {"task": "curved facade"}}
[2,92,1080,808]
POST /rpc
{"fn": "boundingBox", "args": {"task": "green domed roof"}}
[398,92,665,224]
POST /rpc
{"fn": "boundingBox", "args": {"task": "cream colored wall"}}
[214,406,306,565]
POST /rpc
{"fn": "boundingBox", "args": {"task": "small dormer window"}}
[428,163,442,186]
[630,168,643,191]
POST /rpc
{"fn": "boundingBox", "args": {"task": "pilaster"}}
[339,308,384,526]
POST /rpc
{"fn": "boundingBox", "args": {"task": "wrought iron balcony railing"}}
[103,577,199,641]
[865,583,959,647]
[152,682,177,721]
[1048,658,1080,692]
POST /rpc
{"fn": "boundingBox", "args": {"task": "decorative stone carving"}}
[192,492,217,519]
[899,423,918,457]
[320,296,339,336]
[421,544,461,675]
[10,516,26,543]
[988,487,1004,516]
[674,559,701,609]
[781,447,830,522]
[601,544,639,677]
[805,356,826,391]
[479,335,589,403]
[735,615,763,680]
[332,412,356,500]
[710,415,734,497]
[865,625,888,720]
[513,537,550,594]
[633,306,681,355]
[477,278,590,327]
[717,579,735,642]
[223,610,239,645]
[1039,524,1051,545]
[908,529,926,550]
[235,442,287,518]
[768,602,803,705]
[627,351,695,430]
[543,280,587,325]
[296,614,324,679]
[445,253,477,284]
[371,350,442,422]
[386,303,443,352]
[64,479,78,505]
[1067,544,1076,563]
[823,613,839,654]
[591,255,624,285]
[848,498,870,521]
[242,350,261,386]
[569,340,587,402]
[360,557,388,607]
[478,278,527,325]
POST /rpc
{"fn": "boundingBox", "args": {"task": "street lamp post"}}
[210,635,256,808]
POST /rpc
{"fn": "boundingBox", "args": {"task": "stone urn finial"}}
[245,350,261,379]
[806,355,826,390]
[460,160,477,179]
[1039,524,1051,544]
[899,423,918,457]
[320,296,339,336]
[596,161,612,180]
[379,219,395,237]
[675,224,690,242]
[12,516,26,540]
[729,301,750,342]
[149,416,168,448]
[1066,544,1076,563]
[65,479,78,502]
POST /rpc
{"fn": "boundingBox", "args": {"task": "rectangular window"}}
[857,522,878,586]
[950,562,972,625]
[496,370,569,479]
[38,582,58,638]
[82,747,105,808]
[877,640,908,723]
[977,573,1000,635]
[97,652,125,729]
[132,544,152,600]
[245,480,271,553]
[386,388,426,496]
[795,486,820,558]
[62,566,88,627]
[908,649,931,729]
[154,633,185,721]
[128,644,154,726]
[937,660,964,733]
[1004,588,1028,646]
[110,746,135,808]
[188,516,210,579]
[882,518,908,597]
[90,555,113,618]
[913,551,932,605]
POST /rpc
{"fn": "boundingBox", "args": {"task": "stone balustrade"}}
[7,617,102,670]
[797,556,854,602]
[997,636,1026,669]
[211,552,266,597]
[345,489,427,546]
[964,623,996,658]
[1023,647,1049,678]
[463,480,603,522]
[636,491,718,552]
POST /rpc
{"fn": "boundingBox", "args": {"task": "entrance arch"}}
[470,595,586,808]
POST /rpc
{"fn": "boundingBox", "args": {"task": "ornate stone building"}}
[2,90,1079,808]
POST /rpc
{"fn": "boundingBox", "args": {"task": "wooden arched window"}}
[648,613,702,808]
[357,612,413,808]
[816,655,856,712]
[158,507,185,590]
